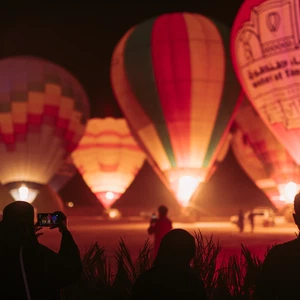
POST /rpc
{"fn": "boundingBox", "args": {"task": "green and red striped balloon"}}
[111,12,241,207]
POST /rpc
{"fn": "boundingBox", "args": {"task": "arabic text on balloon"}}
[247,57,300,88]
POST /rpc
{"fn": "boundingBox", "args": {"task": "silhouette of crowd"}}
[1,195,300,299]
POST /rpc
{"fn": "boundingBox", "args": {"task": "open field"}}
[39,216,298,264]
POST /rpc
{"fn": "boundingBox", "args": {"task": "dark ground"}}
[39,217,297,266]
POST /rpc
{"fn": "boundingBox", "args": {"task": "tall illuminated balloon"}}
[231,0,300,165]
[0,56,89,203]
[232,98,300,208]
[48,156,77,192]
[111,12,241,207]
[71,118,145,209]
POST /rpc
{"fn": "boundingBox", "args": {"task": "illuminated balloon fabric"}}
[0,56,89,186]
[231,0,300,165]
[71,118,145,209]
[111,12,241,207]
[235,99,300,189]
[232,98,300,207]
[48,156,77,192]
[0,184,64,214]
[231,128,284,209]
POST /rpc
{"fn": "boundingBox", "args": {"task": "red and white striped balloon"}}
[0,56,89,187]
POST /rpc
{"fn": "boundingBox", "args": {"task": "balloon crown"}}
[235,0,300,66]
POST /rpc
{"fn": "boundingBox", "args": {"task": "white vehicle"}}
[230,207,275,227]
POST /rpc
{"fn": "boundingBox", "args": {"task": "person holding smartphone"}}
[0,201,82,300]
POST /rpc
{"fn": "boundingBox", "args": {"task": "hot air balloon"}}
[110,12,242,207]
[48,156,77,193]
[232,129,282,209]
[232,98,300,209]
[231,0,300,166]
[0,56,89,204]
[71,118,145,209]
[0,184,65,214]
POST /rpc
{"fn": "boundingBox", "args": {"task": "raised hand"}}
[33,222,43,239]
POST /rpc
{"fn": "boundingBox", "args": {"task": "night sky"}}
[0,1,274,216]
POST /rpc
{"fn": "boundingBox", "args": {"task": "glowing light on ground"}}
[103,208,121,220]
[67,201,74,208]
[278,182,300,204]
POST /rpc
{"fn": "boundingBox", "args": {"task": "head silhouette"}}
[154,229,196,269]
[293,192,300,229]
[158,205,168,218]
[2,201,34,227]
[0,201,35,245]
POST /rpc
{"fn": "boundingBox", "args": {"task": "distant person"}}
[132,229,208,300]
[254,192,300,299]
[148,205,172,258]
[248,210,255,233]
[0,201,82,300]
[237,209,244,233]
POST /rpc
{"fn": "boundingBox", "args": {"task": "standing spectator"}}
[0,201,82,300]
[148,205,172,258]
[132,229,208,300]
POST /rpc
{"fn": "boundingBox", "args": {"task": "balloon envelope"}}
[231,0,300,165]
[0,56,89,190]
[48,156,77,192]
[232,98,300,208]
[232,128,283,208]
[71,118,145,209]
[111,12,241,207]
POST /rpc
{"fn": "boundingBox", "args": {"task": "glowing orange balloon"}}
[71,118,145,208]
[231,0,300,166]
[232,129,283,208]
[232,98,300,208]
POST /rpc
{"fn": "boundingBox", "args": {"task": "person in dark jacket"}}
[254,192,300,299]
[0,201,82,300]
[132,228,208,300]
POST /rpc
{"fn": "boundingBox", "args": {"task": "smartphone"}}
[37,213,60,227]
[151,213,157,223]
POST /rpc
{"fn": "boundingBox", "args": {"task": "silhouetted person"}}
[248,210,255,233]
[237,209,244,233]
[132,229,208,300]
[255,192,300,299]
[148,205,172,258]
[0,201,82,300]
